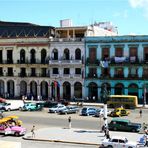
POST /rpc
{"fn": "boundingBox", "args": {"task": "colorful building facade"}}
[85,36,148,104]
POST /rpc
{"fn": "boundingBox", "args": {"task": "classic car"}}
[0,118,26,136]
[58,106,79,114]
[110,107,130,117]
[102,136,138,148]
[108,118,141,132]
[22,102,43,111]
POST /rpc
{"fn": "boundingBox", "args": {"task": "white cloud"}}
[129,0,148,17]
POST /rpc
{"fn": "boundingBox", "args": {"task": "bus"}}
[107,95,138,109]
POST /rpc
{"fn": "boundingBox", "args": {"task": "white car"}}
[48,104,66,113]
[95,108,111,117]
[101,136,138,148]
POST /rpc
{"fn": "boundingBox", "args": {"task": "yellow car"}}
[2,115,22,126]
[110,108,130,117]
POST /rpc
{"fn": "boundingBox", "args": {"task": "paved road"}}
[1,107,148,148]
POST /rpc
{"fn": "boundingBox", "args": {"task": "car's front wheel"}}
[107,145,113,148]
[113,127,117,131]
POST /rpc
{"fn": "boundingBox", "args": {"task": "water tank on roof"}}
[60,19,72,27]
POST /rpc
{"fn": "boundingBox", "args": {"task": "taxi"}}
[0,118,26,136]
[3,115,22,126]
[110,107,130,117]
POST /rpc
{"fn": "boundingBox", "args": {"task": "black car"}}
[43,101,58,108]
[58,106,79,114]
[108,118,141,132]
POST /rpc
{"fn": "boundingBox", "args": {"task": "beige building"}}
[0,20,117,101]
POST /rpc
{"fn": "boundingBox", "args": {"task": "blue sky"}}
[0,0,148,35]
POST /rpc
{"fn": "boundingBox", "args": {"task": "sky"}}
[0,0,148,35]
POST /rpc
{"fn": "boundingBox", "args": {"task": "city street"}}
[0,107,148,148]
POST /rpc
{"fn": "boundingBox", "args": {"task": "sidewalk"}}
[23,127,143,146]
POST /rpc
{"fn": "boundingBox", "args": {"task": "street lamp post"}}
[143,84,146,107]
[101,84,109,127]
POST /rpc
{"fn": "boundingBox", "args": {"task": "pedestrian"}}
[68,116,72,129]
[139,109,142,118]
[106,128,110,139]
[102,124,107,136]
[31,125,35,138]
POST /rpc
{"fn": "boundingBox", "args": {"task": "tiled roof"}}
[0,21,55,38]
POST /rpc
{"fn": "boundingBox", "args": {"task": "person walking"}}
[106,128,110,139]
[68,116,72,129]
[139,109,142,118]
[31,125,35,138]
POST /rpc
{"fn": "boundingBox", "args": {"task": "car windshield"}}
[82,108,87,111]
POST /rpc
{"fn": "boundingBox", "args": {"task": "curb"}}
[22,136,100,146]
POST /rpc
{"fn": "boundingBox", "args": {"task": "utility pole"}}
[101,84,109,127]
[143,84,146,107]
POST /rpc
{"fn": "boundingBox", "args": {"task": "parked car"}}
[110,107,130,117]
[81,107,97,116]
[94,108,111,117]
[43,100,58,108]
[22,102,43,111]
[2,101,24,111]
[108,118,141,132]
[101,136,138,148]
[48,104,66,113]
[4,115,23,126]
[0,97,6,103]
[0,102,7,110]
[58,106,79,114]
[0,118,26,136]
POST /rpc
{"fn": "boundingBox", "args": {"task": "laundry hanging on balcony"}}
[100,60,109,68]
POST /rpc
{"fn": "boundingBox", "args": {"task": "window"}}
[112,139,118,142]
[0,67,3,76]
[8,67,13,76]
[75,68,81,74]
[64,68,70,74]
[53,68,59,74]
[31,68,36,76]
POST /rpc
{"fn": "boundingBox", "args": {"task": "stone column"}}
[71,84,74,101]
[110,44,115,57]
[138,44,143,62]
[124,44,129,57]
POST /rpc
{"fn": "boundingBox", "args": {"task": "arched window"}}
[41,49,47,64]
[52,49,58,60]
[30,49,36,64]
[63,49,70,60]
[75,48,81,60]
[20,49,25,63]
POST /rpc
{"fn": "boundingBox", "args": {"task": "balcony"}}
[5,73,14,76]
[0,73,4,76]
[86,73,98,79]
[50,37,84,42]
[49,59,83,65]
[17,59,49,65]
[142,74,148,79]
[128,74,139,79]
[18,73,27,77]
[86,58,99,66]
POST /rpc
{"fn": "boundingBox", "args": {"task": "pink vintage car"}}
[0,123,26,136]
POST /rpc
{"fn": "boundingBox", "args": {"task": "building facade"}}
[85,36,148,104]
[0,20,117,101]
[0,21,55,99]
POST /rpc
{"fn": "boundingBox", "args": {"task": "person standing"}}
[139,109,142,118]
[68,116,72,129]
[31,125,35,138]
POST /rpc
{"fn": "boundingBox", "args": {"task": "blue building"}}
[85,36,148,104]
